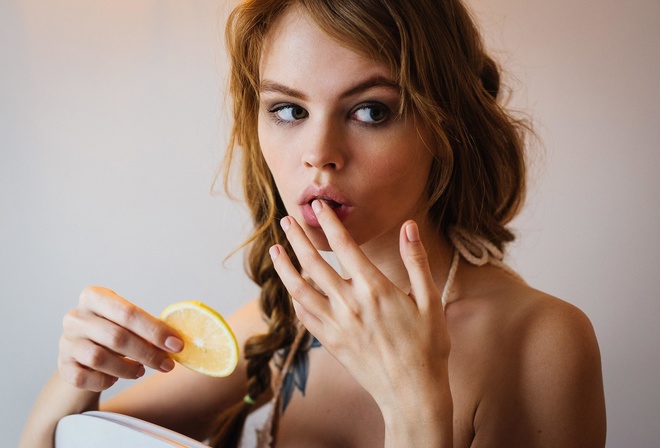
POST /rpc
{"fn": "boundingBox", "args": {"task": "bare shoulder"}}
[464,277,607,447]
[513,286,601,364]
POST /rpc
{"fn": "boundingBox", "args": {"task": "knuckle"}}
[60,362,89,389]
[78,285,100,305]
[83,345,107,369]
[142,348,163,369]
[408,247,429,267]
[323,331,342,354]
[358,277,388,300]
[70,369,89,389]
[135,348,165,372]
[61,310,76,331]
[115,302,139,327]
[291,280,308,301]
[78,286,93,303]
[106,326,129,349]
[298,251,320,269]
[145,320,162,342]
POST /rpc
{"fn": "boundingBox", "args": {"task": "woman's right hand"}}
[58,286,184,392]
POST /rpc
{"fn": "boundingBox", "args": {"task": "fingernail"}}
[165,336,184,353]
[134,365,146,379]
[269,245,280,260]
[160,357,175,372]
[311,199,323,214]
[405,222,420,242]
[280,216,291,232]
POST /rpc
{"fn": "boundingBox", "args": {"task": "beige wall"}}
[1,0,658,446]
[468,1,660,445]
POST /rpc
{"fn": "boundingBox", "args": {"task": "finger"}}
[64,335,148,379]
[269,244,330,321]
[399,221,440,310]
[79,286,183,354]
[280,215,346,295]
[291,298,324,338]
[64,309,175,373]
[58,358,119,392]
[310,199,380,279]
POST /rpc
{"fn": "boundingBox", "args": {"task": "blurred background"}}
[1,0,658,446]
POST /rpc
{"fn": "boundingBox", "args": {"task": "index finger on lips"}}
[310,199,380,279]
[79,286,183,354]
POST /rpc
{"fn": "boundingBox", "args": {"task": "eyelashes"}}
[269,104,309,124]
[351,104,389,124]
[266,102,393,127]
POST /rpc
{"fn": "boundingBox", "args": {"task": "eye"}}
[351,104,390,124]
[270,104,309,123]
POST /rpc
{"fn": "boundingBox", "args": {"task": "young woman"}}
[21,0,606,447]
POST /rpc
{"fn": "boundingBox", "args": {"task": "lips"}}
[298,185,352,228]
[313,197,341,208]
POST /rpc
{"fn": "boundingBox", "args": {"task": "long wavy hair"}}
[211,0,528,445]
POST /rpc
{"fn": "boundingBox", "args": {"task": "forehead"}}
[259,7,393,90]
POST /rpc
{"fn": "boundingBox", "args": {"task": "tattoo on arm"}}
[275,333,322,412]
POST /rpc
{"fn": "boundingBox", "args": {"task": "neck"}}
[349,219,454,295]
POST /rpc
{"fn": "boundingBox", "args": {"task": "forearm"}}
[20,371,101,448]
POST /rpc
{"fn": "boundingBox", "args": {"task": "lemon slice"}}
[160,301,239,377]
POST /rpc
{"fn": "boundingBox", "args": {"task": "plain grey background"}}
[2,0,658,446]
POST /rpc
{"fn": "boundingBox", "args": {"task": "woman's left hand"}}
[269,199,451,418]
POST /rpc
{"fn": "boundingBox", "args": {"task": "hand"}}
[269,199,451,414]
[58,286,184,392]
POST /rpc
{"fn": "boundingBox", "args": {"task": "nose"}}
[301,119,345,171]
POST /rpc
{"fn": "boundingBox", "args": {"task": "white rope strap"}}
[442,227,524,306]
[441,249,460,307]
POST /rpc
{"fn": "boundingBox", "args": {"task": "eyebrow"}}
[259,76,400,100]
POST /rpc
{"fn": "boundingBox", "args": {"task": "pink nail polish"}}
[160,357,175,372]
[135,365,146,379]
[269,245,280,260]
[312,200,322,214]
[164,336,183,352]
[280,217,291,231]
[405,222,420,242]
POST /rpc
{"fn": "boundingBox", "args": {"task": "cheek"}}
[363,135,433,190]
[258,116,299,167]
[257,124,300,212]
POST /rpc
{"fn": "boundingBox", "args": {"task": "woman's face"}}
[258,7,434,251]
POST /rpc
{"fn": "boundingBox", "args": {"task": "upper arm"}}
[473,299,606,448]
[101,298,267,440]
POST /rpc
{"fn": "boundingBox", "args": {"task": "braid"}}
[210,183,300,447]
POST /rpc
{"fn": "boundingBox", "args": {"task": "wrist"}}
[380,377,453,448]
[382,403,453,448]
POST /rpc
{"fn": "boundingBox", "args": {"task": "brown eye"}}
[352,104,389,124]
[271,104,309,122]
[292,106,307,119]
